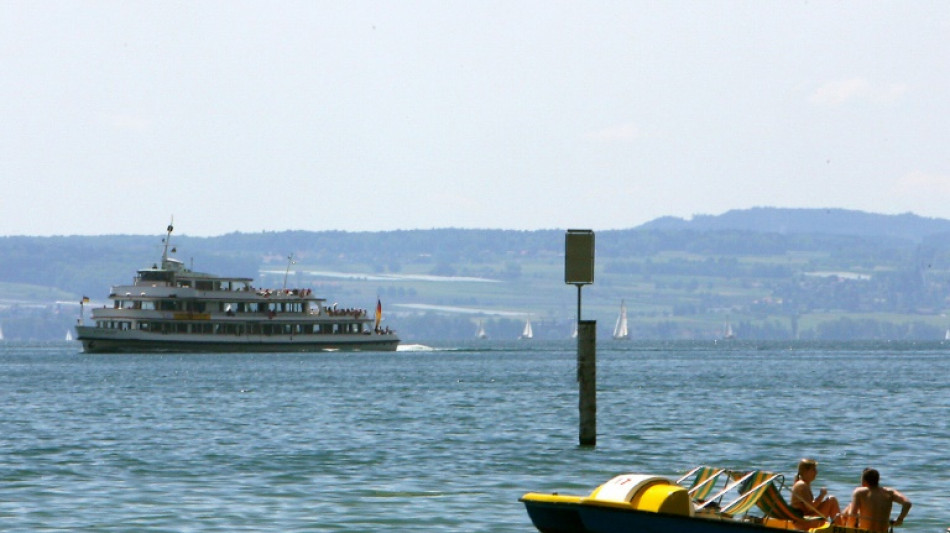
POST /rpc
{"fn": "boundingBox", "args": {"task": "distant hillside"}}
[640,208,950,242]
[5,207,950,341]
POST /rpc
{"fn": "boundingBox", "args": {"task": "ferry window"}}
[140,271,172,283]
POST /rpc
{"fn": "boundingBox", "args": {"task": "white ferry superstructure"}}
[75,224,399,353]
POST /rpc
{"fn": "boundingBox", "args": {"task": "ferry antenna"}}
[282,253,296,289]
[161,216,174,263]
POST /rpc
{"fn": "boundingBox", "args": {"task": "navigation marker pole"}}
[565,229,595,447]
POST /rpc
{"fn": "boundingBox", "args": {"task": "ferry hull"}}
[76,327,399,353]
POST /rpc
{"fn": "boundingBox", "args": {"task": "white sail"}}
[66,330,73,341]
[723,322,735,339]
[612,300,629,339]
[945,328,949,341]
[520,319,533,339]
[571,321,578,339]
[476,321,488,339]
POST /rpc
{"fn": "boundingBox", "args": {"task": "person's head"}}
[797,458,818,481]
[862,468,880,488]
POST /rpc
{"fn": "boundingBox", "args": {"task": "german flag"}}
[375,299,382,331]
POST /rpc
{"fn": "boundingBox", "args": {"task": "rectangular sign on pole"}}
[565,229,594,285]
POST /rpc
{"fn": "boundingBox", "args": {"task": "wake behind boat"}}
[75,223,399,353]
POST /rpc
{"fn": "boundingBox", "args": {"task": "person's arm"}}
[890,489,912,526]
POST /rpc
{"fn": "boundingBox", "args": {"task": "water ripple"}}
[0,342,947,531]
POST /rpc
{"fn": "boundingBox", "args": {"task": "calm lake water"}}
[0,340,947,532]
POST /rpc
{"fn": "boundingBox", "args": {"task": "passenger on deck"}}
[790,458,842,520]
[842,468,911,533]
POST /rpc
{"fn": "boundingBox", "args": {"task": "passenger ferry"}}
[75,224,399,353]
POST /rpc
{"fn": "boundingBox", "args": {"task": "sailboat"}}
[519,319,533,340]
[65,329,73,341]
[571,320,578,339]
[476,320,488,339]
[723,322,736,340]
[612,300,629,340]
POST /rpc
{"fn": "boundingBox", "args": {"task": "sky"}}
[2,1,949,236]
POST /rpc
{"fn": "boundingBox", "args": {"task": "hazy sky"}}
[2,1,948,236]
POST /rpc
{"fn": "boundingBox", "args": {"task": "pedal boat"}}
[520,468,873,533]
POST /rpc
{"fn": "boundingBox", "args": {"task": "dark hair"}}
[862,468,880,488]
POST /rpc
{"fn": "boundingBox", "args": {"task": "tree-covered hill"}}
[642,207,950,242]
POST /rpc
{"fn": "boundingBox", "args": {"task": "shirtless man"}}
[844,468,911,532]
